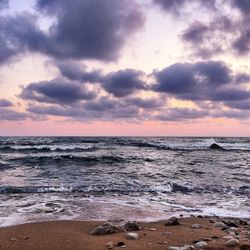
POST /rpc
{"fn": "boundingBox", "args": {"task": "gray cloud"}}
[157,108,209,121]
[0,98,13,107]
[102,69,146,97]
[153,61,250,110]
[20,78,96,104]
[0,0,144,64]
[180,1,250,57]
[154,61,231,95]
[0,0,8,10]
[35,0,144,61]
[0,13,48,64]
[56,61,102,83]
[154,0,216,16]
[226,100,250,111]
[0,108,28,121]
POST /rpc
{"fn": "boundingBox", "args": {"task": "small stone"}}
[239,219,248,225]
[117,242,125,247]
[191,224,201,229]
[149,228,156,231]
[158,241,168,244]
[229,227,239,232]
[10,237,19,242]
[23,236,29,240]
[123,221,141,231]
[165,216,180,226]
[169,247,179,250]
[194,241,208,248]
[106,242,114,249]
[223,236,235,241]
[91,223,122,235]
[163,231,173,236]
[226,239,239,247]
[211,236,220,239]
[126,232,139,240]
[223,220,239,228]
[214,222,226,228]
[169,245,194,250]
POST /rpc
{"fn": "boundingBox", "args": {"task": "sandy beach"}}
[0,216,249,250]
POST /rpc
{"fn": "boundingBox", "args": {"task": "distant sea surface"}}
[0,137,249,227]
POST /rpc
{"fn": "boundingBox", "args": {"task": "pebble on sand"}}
[191,224,201,229]
[226,239,239,247]
[165,216,180,226]
[168,245,193,250]
[214,222,226,228]
[91,223,122,235]
[126,232,139,240]
[123,221,141,232]
[194,241,208,248]
[106,242,114,249]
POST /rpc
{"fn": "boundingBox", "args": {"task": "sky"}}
[0,0,249,136]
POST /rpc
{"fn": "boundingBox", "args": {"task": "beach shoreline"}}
[0,216,249,250]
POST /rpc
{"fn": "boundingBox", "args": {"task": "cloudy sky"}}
[0,0,249,136]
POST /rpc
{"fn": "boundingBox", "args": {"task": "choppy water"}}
[0,137,249,226]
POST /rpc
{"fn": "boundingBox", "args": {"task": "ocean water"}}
[0,136,249,227]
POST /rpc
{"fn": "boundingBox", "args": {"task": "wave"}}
[0,183,248,196]
[0,145,98,153]
[8,154,128,166]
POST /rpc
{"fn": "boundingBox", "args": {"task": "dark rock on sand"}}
[91,223,123,235]
[117,241,125,247]
[240,244,250,250]
[123,221,141,231]
[165,216,180,226]
[209,143,224,150]
[223,220,239,228]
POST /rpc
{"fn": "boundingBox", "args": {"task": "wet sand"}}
[0,217,249,250]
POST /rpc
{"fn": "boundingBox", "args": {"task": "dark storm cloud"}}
[233,30,250,55]
[154,61,231,95]
[154,0,216,15]
[230,0,250,14]
[211,89,250,102]
[0,0,144,64]
[0,108,28,121]
[102,69,146,97]
[0,99,13,107]
[226,100,250,111]
[20,78,96,104]
[127,97,165,109]
[56,61,102,83]
[0,13,49,64]
[180,0,250,57]
[0,0,8,10]
[153,60,250,109]
[28,96,142,121]
[35,0,144,61]
[157,108,209,121]
[181,16,235,58]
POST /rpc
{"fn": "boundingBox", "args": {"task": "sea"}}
[0,137,249,227]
